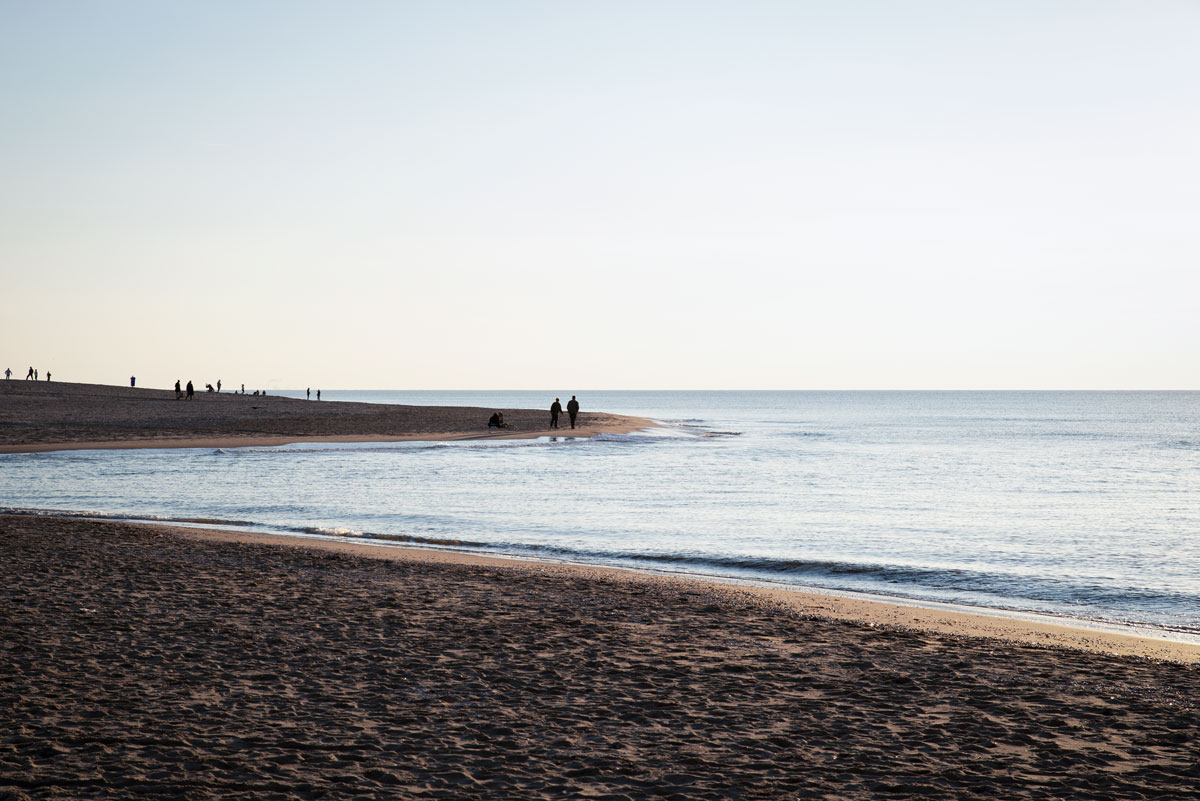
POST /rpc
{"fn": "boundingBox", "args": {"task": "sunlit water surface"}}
[4,391,1198,638]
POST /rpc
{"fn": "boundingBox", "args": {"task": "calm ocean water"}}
[4,391,1199,640]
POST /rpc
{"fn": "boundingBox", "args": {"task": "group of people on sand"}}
[171,378,273,398]
[488,395,582,432]
[8,367,50,381]
[306,388,321,400]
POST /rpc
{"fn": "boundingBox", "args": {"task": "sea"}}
[4,391,1199,643]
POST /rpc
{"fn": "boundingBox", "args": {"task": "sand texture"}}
[3,516,1198,800]
[0,381,649,452]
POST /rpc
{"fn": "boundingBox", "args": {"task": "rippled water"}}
[4,391,1199,637]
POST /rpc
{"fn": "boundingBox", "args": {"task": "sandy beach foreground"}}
[0,381,650,453]
[3,515,1198,800]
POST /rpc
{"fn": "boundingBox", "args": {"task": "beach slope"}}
[2,515,1197,800]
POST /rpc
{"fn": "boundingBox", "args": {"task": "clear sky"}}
[2,1,1197,390]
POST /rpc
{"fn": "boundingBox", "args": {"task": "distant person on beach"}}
[550,398,562,429]
[307,388,310,399]
[186,380,194,400]
[317,389,320,400]
[217,379,221,392]
[241,383,245,394]
[45,372,50,381]
[130,376,136,387]
[488,412,511,430]
[34,369,38,380]
[4,368,9,380]
[175,380,182,400]
[26,367,33,380]
[567,395,579,429]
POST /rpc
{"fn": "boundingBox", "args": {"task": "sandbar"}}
[0,380,652,453]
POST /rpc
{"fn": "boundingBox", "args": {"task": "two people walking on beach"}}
[550,396,580,429]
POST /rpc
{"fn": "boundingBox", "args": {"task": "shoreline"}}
[4,509,1197,659]
[0,425,655,455]
[29,513,1200,664]
[163,525,1200,664]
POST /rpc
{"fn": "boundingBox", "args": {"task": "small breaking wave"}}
[473,540,1200,630]
[1157,439,1199,451]
[291,525,487,548]
[1,507,492,550]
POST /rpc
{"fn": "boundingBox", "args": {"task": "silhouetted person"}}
[217,379,221,392]
[26,367,33,380]
[130,376,136,387]
[488,412,511,429]
[4,368,10,380]
[175,380,182,400]
[186,380,194,400]
[33,369,37,380]
[567,395,579,429]
[45,372,50,381]
[306,387,310,399]
[316,389,320,400]
[550,398,562,429]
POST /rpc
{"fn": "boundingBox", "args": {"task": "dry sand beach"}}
[0,381,650,453]
[2,515,1199,800]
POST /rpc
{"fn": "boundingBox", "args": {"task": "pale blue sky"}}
[3,1,1198,389]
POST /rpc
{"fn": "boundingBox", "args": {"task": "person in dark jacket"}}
[550,398,562,429]
[567,396,579,429]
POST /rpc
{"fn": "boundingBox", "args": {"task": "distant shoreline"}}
[0,380,653,453]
